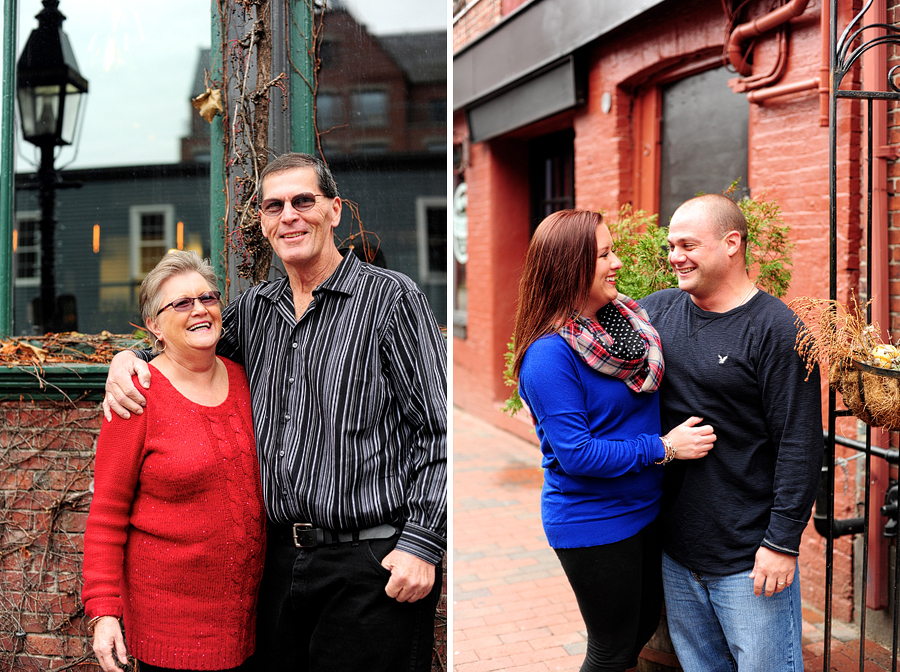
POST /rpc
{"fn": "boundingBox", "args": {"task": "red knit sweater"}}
[82,358,266,670]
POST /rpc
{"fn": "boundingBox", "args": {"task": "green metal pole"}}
[0,0,18,336]
[291,0,315,155]
[210,2,227,294]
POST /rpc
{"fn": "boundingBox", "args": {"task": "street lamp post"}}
[16,0,87,333]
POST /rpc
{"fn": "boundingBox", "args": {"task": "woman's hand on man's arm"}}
[666,416,716,460]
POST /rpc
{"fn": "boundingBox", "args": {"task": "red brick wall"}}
[318,9,444,155]
[0,401,101,671]
[501,0,529,14]
[453,0,503,52]
[451,111,541,441]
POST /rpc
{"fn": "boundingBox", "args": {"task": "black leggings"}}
[554,523,662,672]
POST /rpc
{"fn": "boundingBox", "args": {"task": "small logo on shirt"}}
[718,355,728,365]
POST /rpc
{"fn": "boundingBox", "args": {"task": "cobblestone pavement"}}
[452,408,896,672]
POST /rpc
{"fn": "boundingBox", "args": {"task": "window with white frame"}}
[416,196,447,285]
[14,211,40,288]
[130,205,175,280]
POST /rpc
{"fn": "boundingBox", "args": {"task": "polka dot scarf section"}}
[558,294,665,393]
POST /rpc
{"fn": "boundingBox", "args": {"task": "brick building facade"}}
[453,0,898,639]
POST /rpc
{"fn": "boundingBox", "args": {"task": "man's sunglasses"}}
[156,291,222,317]
[260,193,325,217]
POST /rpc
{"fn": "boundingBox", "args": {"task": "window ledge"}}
[0,362,109,400]
[0,333,144,401]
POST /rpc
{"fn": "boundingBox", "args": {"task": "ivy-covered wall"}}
[0,397,100,670]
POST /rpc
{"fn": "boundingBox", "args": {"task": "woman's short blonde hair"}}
[139,250,220,325]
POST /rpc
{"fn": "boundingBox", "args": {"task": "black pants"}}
[254,524,442,671]
[137,660,252,672]
[554,523,662,672]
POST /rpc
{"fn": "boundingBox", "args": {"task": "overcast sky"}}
[340,0,446,34]
[9,0,447,171]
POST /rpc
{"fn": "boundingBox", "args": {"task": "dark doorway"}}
[529,129,575,233]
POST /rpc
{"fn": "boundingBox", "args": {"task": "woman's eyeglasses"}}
[156,291,221,317]
[260,193,325,217]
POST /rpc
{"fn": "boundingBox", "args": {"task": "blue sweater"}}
[519,334,667,549]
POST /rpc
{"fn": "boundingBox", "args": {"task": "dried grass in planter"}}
[832,360,900,431]
[791,296,900,431]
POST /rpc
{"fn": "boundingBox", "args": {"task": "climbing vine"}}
[212,0,380,293]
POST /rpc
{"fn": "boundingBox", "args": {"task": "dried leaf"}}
[18,341,47,362]
[191,88,223,123]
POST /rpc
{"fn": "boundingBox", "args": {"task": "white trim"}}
[13,210,40,288]
[416,196,448,285]
[129,204,175,280]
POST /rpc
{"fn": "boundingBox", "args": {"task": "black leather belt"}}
[290,522,398,548]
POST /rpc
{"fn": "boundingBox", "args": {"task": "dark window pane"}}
[659,66,749,226]
[317,92,343,130]
[426,206,447,272]
[19,220,38,246]
[17,251,37,278]
[351,90,389,127]
[141,245,166,273]
[141,213,165,240]
[429,99,446,123]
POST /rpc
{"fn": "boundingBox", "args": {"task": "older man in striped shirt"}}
[104,153,447,671]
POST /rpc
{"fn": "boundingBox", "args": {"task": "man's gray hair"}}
[259,153,340,199]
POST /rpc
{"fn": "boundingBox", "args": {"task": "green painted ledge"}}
[0,363,109,401]
[0,335,145,402]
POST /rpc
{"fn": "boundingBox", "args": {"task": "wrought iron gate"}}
[825,0,900,669]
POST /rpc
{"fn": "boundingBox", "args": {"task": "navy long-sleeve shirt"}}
[641,288,822,574]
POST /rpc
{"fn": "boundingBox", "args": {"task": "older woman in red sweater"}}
[82,251,265,672]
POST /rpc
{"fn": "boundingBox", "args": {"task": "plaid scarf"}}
[558,294,665,393]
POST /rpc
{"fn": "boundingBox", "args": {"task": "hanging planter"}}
[833,360,900,431]
[792,297,900,432]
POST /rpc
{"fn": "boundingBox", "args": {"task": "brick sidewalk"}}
[452,408,896,672]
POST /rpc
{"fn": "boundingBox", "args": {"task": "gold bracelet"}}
[86,615,106,636]
[655,435,676,465]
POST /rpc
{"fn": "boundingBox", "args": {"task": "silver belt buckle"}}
[292,522,315,547]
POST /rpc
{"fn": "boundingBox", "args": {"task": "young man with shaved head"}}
[640,194,821,672]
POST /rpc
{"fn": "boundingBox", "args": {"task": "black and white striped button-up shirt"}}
[213,252,447,563]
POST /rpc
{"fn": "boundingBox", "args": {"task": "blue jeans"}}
[661,552,803,672]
